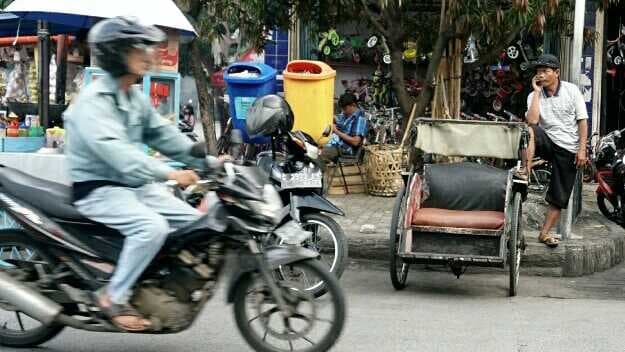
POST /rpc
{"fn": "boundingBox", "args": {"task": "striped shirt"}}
[327,109,368,154]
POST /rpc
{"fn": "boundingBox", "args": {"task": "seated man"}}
[321,93,368,163]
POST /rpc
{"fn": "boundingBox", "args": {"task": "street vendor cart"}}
[389,118,529,296]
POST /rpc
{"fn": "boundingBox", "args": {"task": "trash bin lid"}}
[224,63,277,84]
[283,60,336,80]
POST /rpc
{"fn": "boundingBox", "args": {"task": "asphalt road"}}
[3,260,625,352]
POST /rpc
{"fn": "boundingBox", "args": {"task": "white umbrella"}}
[5,0,197,37]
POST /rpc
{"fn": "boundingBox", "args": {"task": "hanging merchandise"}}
[49,54,57,102]
[403,41,417,62]
[506,45,519,59]
[0,68,7,98]
[367,36,378,48]
[4,62,28,104]
[607,24,624,66]
[318,29,345,59]
[367,34,392,65]
[27,61,38,102]
[463,35,479,64]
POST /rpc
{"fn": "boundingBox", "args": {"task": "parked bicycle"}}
[366,106,402,145]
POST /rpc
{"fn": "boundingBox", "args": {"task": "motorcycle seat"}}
[0,165,87,221]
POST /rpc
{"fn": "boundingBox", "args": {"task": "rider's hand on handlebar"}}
[167,170,200,188]
[218,154,232,162]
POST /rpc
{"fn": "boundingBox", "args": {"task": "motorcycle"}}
[254,130,348,298]
[594,128,625,224]
[0,149,346,352]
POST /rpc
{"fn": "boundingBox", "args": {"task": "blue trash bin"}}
[224,63,277,144]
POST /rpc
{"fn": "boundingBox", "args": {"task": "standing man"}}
[523,54,588,248]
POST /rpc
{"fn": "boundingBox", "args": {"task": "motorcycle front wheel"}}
[233,259,346,352]
[281,213,348,298]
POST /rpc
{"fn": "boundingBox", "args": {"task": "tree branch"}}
[359,0,390,38]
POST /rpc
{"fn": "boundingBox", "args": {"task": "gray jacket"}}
[64,74,206,187]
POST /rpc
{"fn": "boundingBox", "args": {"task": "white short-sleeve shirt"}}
[526,80,588,154]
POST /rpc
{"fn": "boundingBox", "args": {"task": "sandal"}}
[514,167,529,182]
[95,292,152,332]
[538,233,559,248]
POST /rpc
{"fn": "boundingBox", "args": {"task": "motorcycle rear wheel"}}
[597,193,620,223]
[0,231,65,347]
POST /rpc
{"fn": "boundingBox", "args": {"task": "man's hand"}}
[167,170,199,187]
[576,148,587,169]
[531,75,542,93]
[332,124,339,134]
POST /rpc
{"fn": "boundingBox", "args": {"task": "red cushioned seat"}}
[412,208,504,230]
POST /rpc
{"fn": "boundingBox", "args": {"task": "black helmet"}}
[88,17,166,77]
[246,95,294,137]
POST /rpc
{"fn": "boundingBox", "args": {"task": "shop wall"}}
[264,28,289,92]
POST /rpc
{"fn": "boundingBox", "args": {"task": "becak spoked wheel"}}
[389,185,409,290]
[508,192,523,297]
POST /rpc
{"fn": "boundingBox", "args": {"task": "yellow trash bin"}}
[283,60,336,145]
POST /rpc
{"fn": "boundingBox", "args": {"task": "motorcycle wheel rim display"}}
[367,36,378,48]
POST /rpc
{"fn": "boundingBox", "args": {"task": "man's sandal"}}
[538,233,559,248]
[514,167,529,181]
[95,292,152,332]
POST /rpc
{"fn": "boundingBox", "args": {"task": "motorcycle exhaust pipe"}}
[0,270,62,325]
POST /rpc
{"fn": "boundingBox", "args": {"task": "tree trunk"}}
[389,47,414,121]
[190,40,218,154]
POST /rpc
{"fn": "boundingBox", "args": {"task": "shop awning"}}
[0,13,82,37]
[5,0,197,37]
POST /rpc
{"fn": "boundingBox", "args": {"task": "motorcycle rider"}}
[64,17,214,331]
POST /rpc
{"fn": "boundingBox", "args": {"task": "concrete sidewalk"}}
[328,185,625,277]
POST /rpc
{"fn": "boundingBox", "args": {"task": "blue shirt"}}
[327,109,368,154]
[64,74,208,187]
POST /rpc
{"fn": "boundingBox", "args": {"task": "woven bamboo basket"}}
[363,144,404,196]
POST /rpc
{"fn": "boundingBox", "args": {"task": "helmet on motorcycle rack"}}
[246,95,294,137]
[88,17,166,77]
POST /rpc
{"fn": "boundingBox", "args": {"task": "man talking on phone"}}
[521,54,588,248]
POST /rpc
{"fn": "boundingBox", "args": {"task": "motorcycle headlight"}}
[305,142,319,160]
[256,184,283,225]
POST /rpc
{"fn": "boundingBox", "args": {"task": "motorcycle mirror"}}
[322,125,332,138]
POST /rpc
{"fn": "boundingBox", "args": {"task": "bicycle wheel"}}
[529,169,551,195]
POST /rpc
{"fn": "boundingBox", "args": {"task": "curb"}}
[329,186,625,278]
[343,227,625,277]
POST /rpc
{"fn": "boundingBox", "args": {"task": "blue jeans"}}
[74,183,201,304]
